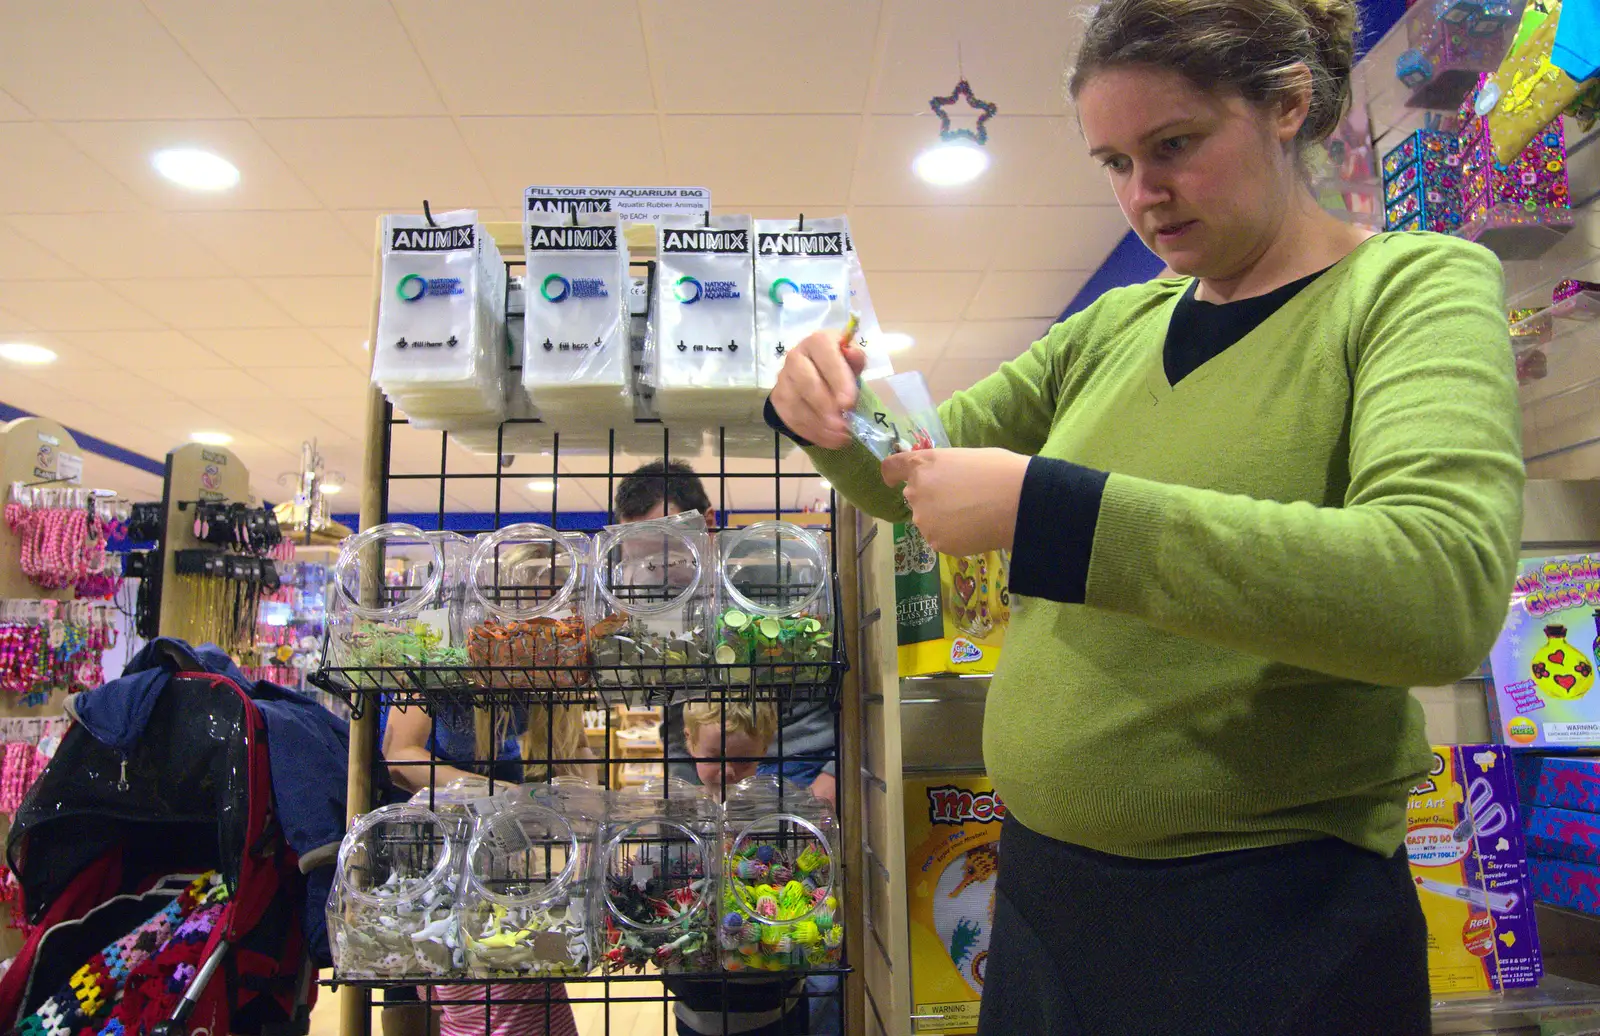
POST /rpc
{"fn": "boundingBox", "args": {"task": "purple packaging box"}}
[1525,805,1600,867]
[1514,755,1600,813]
[1458,745,1542,986]
[1530,854,1600,916]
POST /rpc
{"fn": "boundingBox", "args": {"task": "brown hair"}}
[1068,0,1359,148]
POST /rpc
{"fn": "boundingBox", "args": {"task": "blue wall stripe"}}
[1057,230,1166,322]
[0,400,165,477]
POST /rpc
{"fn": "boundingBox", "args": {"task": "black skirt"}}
[977,816,1429,1036]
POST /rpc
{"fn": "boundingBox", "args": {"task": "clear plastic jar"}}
[464,524,591,689]
[712,521,833,687]
[458,799,593,977]
[590,512,714,700]
[595,779,720,973]
[718,776,842,972]
[326,524,459,679]
[328,804,462,979]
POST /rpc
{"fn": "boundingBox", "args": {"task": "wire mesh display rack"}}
[324,221,865,1036]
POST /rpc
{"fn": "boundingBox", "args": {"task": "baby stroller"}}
[0,641,315,1036]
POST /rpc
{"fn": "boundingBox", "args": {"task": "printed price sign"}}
[524,186,711,224]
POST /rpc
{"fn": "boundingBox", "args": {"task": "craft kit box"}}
[893,523,1009,677]
[1406,745,1541,992]
[903,774,1006,1034]
[1487,553,1600,748]
[1516,755,1600,813]
[1530,854,1600,916]
[1525,805,1600,867]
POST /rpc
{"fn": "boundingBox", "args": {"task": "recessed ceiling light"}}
[151,148,240,191]
[913,139,990,186]
[876,332,914,353]
[0,342,58,365]
[190,431,232,446]
[320,483,343,495]
[527,479,555,493]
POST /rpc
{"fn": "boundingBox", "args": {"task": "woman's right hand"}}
[770,328,869,449]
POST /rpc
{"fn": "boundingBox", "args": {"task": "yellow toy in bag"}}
[1484,0,1586,163]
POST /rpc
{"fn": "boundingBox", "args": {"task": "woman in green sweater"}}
[768,0,1524,1030]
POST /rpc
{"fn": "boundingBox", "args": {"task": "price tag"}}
[55,452,82,483]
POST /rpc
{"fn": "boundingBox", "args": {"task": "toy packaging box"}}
[1530,854,1600,915]
[1516,755,1600,813]
[1525,805,1600,867]
[903,774,1005,1034]
[1381,128,1464,234]
[1486,553,1600,748]
[1456,75,1572,257]
[894,523,1009,677]
[1406,745,1541,992]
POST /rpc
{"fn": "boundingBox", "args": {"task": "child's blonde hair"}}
[683,700,778,750]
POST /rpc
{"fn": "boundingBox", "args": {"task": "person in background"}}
[767,0,1524,1030]
[614,461,838,808]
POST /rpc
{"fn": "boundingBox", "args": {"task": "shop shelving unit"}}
[322,220,867,1035]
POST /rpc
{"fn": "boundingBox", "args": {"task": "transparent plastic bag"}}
[458,794,595,977]
[594,779,720,974]
[712,521,833,687]
[846,371,950,460]
[844,221,895,381]
[719,776,842,972]
[589,510,714,701]
[649,215,763,422]
[464,525,592,689]
[753,217,850,390]
[522,212,633,430]
[328,804,464,979]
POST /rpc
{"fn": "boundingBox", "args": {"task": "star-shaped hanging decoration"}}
[929,78,999,145]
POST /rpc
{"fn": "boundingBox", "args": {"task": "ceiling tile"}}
[862,271,978,323]
[253,277,373,327]
[0,221,82,280]
[965,270,1087,320]
[335,212,388,254]
[36,399,163,444]
[0,90,29,120]
[0,371,81,415]
[944,318,1056,361]
[53,120,323,211]
[189,327,345,368]
[876,321,956,369]
[0,0,235,119]
[7,213,229,280]
[312,327,374,370]
[55,330,227,370]
[871,0,1083,116]
[165,368,277,402]
[145,0,444,117]
[0,305,36,334]
[993,205,1130,271]
[393,0,656,115]
[639,1,880,113]
[459,117,669,207]
[124,398,246,440]
[0,123,144,213]
[664,116,858,208]
[1024,117,1112,206]
[246,365,370,402]
[103,278,297,329]
[173,212,370,277]
[846,206,1000,271]
[255,118,495,210]
[217,400,353,449]
[8,344,179,401]
[2,281,163,331]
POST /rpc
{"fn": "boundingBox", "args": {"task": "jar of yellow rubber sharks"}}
[456,781,600,977]
[718,775,842,973]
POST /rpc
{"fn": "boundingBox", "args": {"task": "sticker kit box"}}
[1405,745,1541,992]
[893,524,1009,677]
[903,774,1006,1034]
[1487,553,1600,748]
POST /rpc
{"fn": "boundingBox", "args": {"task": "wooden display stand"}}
[0,416,87,958]
[149,442,251,639]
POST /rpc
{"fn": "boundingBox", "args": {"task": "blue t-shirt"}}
[379,702,525,784]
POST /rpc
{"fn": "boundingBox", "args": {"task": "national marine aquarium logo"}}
[395,273,463,302]
[673,276,741,305]
[768,277,838,306]
[539,274,609,304]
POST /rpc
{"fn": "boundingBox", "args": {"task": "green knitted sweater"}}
[812,232,1524,858]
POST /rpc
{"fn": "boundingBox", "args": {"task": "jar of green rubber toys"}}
[594,778,720,974]
[458,790,594,978]
[590,511,714,704]
[712,521,833,689]
[718,776,842,973]
[328,803,462,980]
[327,523,463,682]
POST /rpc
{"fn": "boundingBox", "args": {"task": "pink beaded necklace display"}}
[5,486,110,592]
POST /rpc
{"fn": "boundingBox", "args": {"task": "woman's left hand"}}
[881,448,1030,556]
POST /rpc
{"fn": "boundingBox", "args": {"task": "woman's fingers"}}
[796,330,859,411]
[774,352,850,448]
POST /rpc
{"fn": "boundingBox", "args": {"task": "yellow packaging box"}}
[1406,745,1503,995]
[903,774,1006,1034]
[894,523,1008,677]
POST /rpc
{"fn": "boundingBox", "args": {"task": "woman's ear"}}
[1275,63,1313,145]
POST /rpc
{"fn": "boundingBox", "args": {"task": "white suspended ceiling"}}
[0,0,1130,512]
